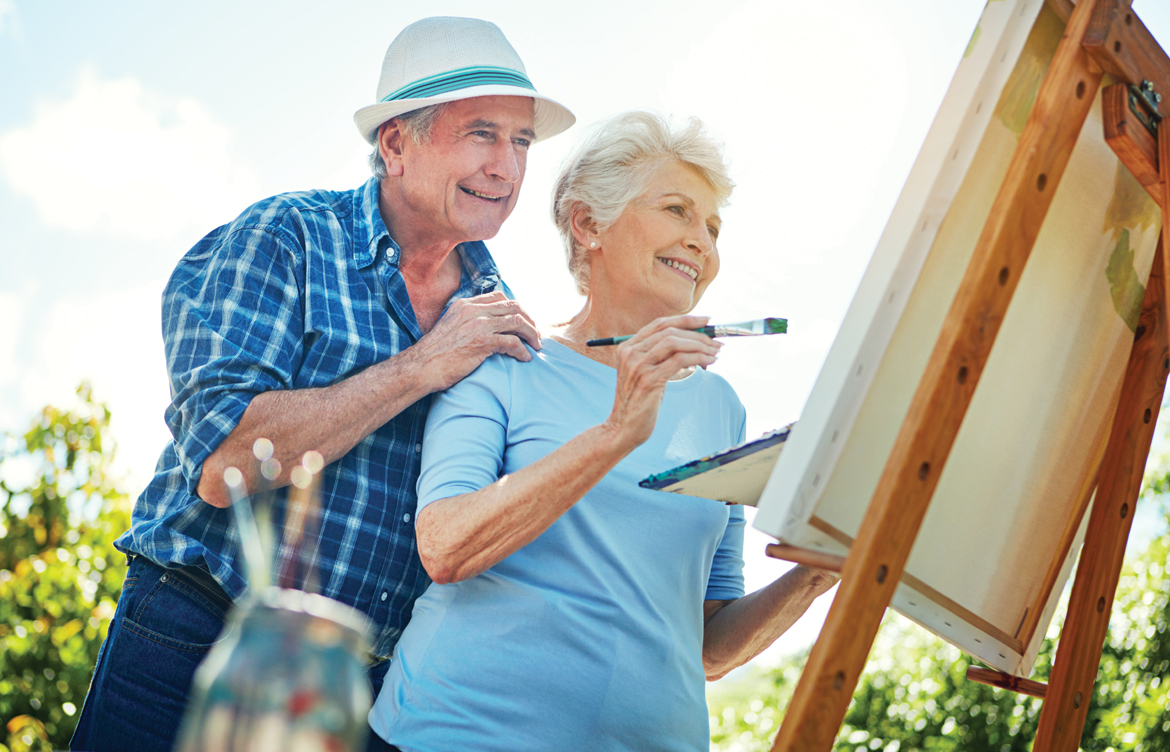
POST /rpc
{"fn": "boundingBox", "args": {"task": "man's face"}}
[394,95,536,247]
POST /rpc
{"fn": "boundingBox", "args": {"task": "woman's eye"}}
[708,226,720,240]
[668,205,685,216]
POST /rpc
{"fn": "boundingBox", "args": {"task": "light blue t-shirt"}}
[369,339,747,752]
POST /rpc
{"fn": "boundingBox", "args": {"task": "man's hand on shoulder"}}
[409,291,542,393]
[194,292,540,508]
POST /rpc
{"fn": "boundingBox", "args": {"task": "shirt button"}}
[415,443,422,453]
[403,513,411,523]
[380,592,388,602]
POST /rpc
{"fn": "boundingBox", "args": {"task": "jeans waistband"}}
[127,554,234,612]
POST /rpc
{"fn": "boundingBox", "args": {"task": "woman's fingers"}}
[620,330,720,372]
[621,314,710,347]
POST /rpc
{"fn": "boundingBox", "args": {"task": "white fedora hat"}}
[354,17,575,146]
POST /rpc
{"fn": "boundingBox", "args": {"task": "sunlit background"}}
[3,0,1170,677]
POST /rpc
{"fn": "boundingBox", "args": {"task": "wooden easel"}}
[764,0,1170,749]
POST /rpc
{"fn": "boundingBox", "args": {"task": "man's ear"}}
[377,120,407,178]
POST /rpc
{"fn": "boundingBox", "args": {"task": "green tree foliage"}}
[0,383,131,752]
[710,511,1170,752]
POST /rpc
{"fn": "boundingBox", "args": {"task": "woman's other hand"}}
[603,314,721,451]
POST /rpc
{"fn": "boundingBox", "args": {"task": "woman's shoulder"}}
[690,368,747,421]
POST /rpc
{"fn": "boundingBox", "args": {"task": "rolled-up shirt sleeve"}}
[161,226,304,494]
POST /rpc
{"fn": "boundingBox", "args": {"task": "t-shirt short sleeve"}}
[705,404,748,601]
[416,355,511,512]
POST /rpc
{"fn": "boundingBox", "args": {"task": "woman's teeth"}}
[659,258,698,281]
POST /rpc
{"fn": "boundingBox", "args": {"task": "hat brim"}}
[354,85,575,145]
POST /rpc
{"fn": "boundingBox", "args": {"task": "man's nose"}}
[486,142,523,183]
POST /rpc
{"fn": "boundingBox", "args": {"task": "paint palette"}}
[639,424,792,506]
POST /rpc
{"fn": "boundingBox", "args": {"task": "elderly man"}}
[70,17,574,752]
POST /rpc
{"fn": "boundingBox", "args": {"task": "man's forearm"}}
[196,345,436,507]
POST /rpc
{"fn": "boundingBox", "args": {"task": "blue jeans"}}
[71,556,395,752]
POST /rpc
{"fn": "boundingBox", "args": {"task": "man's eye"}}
[471,130,493,138]
[513,138,531,149]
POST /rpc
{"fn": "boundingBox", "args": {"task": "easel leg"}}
[1032,126,1170,752]
[769,1,1105,747]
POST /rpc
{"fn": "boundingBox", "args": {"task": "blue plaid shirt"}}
[116,177,509,658]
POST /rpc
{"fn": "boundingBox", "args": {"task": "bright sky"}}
[3,0,1170,672]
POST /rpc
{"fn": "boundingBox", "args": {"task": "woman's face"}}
[592,159,721,316]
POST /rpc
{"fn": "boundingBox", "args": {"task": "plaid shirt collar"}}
[352,177,504,294]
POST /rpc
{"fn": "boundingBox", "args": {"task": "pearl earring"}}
[589,241,598,249]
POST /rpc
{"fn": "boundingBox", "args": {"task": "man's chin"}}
[461,217,512,243]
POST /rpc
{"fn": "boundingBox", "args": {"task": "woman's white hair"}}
[552,111,733,295]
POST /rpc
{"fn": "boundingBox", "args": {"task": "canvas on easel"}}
[746,0,1162,679]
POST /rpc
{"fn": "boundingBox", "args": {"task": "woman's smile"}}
[657,256,700,282]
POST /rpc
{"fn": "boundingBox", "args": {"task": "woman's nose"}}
[687,220,715,256]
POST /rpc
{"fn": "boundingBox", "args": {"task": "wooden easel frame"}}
[766,0,1170,749]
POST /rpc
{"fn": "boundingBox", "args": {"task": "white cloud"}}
[0,288,34,431]
[7,280,173,496]
[0,0,19,38]
[0,67,259,242]
[662,0,910,264]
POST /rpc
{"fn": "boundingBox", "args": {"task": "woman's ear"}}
[569,203,601,251]
[377,121,407,178]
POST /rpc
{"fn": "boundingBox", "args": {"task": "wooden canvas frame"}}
[758,0,1170,749]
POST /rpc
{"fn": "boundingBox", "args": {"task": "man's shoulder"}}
[176,184,366,267]
[231,186,357,231]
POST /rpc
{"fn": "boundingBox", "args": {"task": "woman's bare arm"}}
[701,566,838,680]
[416,315,719,584]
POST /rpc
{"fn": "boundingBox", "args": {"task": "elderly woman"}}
[368,112,835,752]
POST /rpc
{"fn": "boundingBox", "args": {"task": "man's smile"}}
[460,186,507,202]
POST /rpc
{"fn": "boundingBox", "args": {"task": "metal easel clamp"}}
[1128,80,1163,137]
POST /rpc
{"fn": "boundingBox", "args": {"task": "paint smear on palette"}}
[1103,162,1160,331]
[994,5,1063,136]
[639,424,793,506]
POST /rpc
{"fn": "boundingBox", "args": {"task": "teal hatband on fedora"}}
[354,17,574,145]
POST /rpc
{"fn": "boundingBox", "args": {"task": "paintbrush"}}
[250,438,280,588]
[277,451,324,593]
[586,317,787,347]
[223,466,272,593]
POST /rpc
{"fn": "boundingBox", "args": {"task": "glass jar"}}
[175,588,373,752]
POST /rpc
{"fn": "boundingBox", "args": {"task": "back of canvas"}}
[753,0,1163,675]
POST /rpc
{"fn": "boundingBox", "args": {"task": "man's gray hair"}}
[551,112,734,296]
[368,102,451,179]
